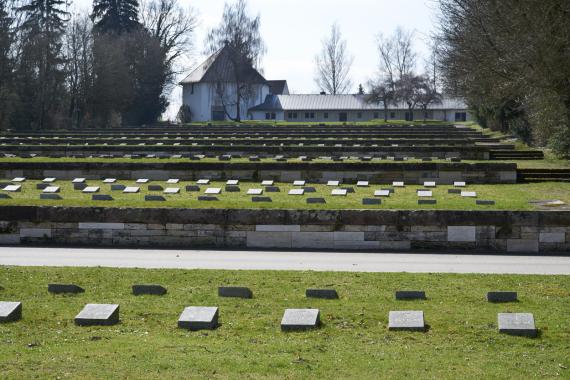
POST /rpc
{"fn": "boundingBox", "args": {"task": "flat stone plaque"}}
[306,289,338,299]
[357,181,369,187]
[418,199,437,205]
[327,180,340,186]
[136,179,149,184]
[303,186,316,193]
[395,291,426,300]
[374,190,390,197]
[417,190,433,197]
[487,291,517,302]
[498,313,537,337]
[11,177,25,182]
[448,189,461,194]
[454,181,466,187]
[423,181,436,187]
[293,180,305,186]
[0,194,11,199]
[92,194,113,201]
[288,189,304,195]
[148,185,163,191]
[36,183,49,190]
[178,306,219,330]
[393,181,405,187]
[145,195,166,201]
[111,184,126,191]
[43,186,60,193]
[43,177,56,183]
[132,284,167,296]
[307,197,326,204]
[166,179,179,184]
[388,310,425,331]
[281,309,320,331]
[204,187,221,194]
[186,185,200,192]
[363,198,381,205]
[218,286,253,299]
[82,186,100,193]
[48,284,85,294]
[261,180,274,186]
[198,196,218,201]
[40,194,62,200]
[476,200,495,205]
[461,191,477,198]
[197,179,210,185]
[72,178,86,183]
[3,185,21,192]
[103,178,116,183]
[331,189,347,196]
[226,180,239,185]
[252,196,271,202]
[225,185,240,192]
[247,188,263,195]
[75,304,119,326]
[265,186,280,192]
[0,301,22,322]
[73,183,87,190]
[164,188,180,194]
[123,186,140,193]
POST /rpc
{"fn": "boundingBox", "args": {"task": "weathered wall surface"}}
[0,207,568,253]
[0,162,517,184]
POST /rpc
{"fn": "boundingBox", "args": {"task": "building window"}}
[310,112,315,119]
[324,112,329,119]
[265,113,271,120]
[455,112,467,122]
[390,112,395,119]
[271,113,276,120]
[190,84,194,94]
[373,112,379,119]
[305,112,315,119]
[288,112,298,119]
[357,112,362,119]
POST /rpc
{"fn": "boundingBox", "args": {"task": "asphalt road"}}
[0,246,569,274]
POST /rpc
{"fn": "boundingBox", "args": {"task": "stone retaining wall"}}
[0,162,517,184]
[0,207,568,253]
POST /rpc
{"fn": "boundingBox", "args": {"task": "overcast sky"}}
[74,0,440,117]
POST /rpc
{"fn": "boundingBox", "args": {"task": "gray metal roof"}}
[249,95,468,112]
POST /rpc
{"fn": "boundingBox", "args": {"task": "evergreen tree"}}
[91,0,140,35]
[0,0,17,130]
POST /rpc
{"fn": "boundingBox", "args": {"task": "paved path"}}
[0,247,569,274]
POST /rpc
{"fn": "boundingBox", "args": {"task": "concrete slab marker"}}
[48,284,85,294]
[388,311,425,331]
[281,309,320,331]
[498,313,537,337]
[306,289,338,299]
[487,291,517,302]
[178,306,219,330]
[395,291,426,300]
[218,287,253,299]
[75,304,119,326]
[132,284,167,296]
[0,301,22,323]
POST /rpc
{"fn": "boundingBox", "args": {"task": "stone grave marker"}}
[418,199,437,205]
[293,180,305,186]
[75,304,120,326]
[0,301,22,323]
[374,190,390,197]
[197,179,210,185]
[145,195,166,202]
[72,178,86,183]
[48,284,84,294]
[43,177,56,183]
[3,185,21,192]
[423,181,436,188]
[261,180,274,186]
[218,286,253,299]
[476,200,495,205]
[186,185,200,192]
[252,196,272,202]
[498,313,537,337]
[306,289,338,299]
[487,291,517,302]
[43,186,60,193]
[461,191,477,198]
[132,284,167,296]
[393,181,405,187]
[265,186,280,192]
[103,178,116,183]
[307,197,326,204]
[417,190,433,197]
[0,193,11,199]
[198,196,218,201]
[82,186,100,193]
[363,198,381,205]
[340,186,355,193]
[281,309,321,331]
[178,306,219,330]
[11,177,26,182]
[36,183,49,190]
[357,181,369,187]
[92,194,113,201]
[395,291,426,300]
[164,188,180,194]
[148,185,163,191]
[454,181,466,187]
[247,188,263,195]
[166,179,180,184]
[111,184,126,191]
[226,179,239,185]
[331,189,347,196]
[303,186,316,193]
[40,193,62,200]
[123,186,140,193]
[448,189,461,194]
[388,310,425,331]
[204,187,221,195]
[288,189,304,195]
[327,180,340,186]
[136,178,149,184]
[225,185,240,192]
[73,183,87,190]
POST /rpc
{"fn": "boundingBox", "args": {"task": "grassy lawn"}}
[0,266,568,379]
[1,180,569,210]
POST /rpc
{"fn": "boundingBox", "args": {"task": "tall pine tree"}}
[0,0,17,129]
[91,0,140,35]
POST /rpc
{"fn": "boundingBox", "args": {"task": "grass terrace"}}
[1,179,569,210]
[0,266,568,378]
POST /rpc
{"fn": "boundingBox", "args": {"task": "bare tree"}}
[395,74,425,121]
[366,78,395,122]
[314,22,353,94]
[376,27,416,84]
[205,0,265,121]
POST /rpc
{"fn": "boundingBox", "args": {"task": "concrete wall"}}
[0,162,517,184]
[0,207,568,253]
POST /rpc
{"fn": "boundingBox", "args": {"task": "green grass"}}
[2,180,569,210]
[0,266,568,379]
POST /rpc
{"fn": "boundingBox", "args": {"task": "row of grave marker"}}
[0,286,535,336]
